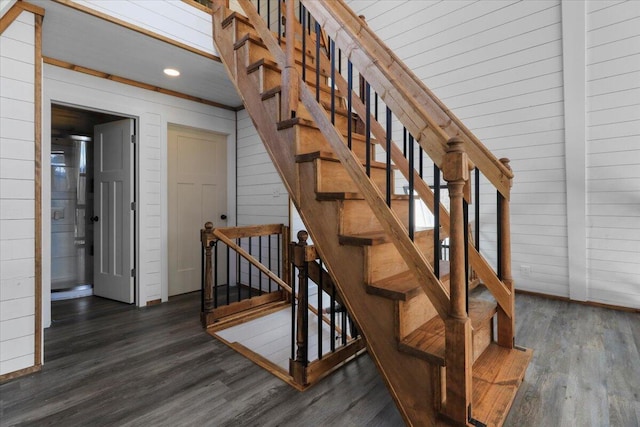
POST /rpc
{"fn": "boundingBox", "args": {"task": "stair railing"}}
[200,222,291,327]
[235,0,452,321]
[289,229,365,387]
[296,0,514,327]
[236,0,513,326]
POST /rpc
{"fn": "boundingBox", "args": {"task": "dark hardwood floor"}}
[1,290,638,426]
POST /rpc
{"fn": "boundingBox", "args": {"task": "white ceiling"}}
[39,1,243,109]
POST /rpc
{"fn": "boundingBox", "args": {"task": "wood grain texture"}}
[0,3,23,35]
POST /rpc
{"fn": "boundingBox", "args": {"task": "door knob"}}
[90,216,99,223]
[220,214,227,220]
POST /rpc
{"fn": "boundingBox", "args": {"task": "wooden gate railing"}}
[200,222,291,327]
[201,223,364,388]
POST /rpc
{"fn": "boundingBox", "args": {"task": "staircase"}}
[210,1,532,425]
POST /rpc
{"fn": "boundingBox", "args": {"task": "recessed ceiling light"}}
[163,68,180,77]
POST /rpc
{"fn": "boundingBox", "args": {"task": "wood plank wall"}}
[0,10,37,376]
[585,0,640,308]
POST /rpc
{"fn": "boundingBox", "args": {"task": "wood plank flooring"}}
[214,283,353,371]
[1,290,638,426]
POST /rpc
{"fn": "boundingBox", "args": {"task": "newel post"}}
[442,137,473,425]
[200,222,216,327]
[290,230,309,386]
[210,0,226,13]
[281,0,299,119]
[497,158,515,348]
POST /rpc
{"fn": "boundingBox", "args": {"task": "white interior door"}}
[168,125,227,296]
[93,119,134,303]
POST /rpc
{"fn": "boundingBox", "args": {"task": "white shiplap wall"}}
[73,0,216,56]
[236,109,289,226]
[0,11,36,376]
[235,109,288,291]
[586,0,640,308]
[346,0,569,296]
[43,65,237,323]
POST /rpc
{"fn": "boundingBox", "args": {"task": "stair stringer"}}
[297,162,442,426]
[214,12,443,427]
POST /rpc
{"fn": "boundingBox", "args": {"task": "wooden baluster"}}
[442,137,473,424]
[200,222,216,327]
[290,230,309,386]
[281,0,299,119]
[497,158,515,348]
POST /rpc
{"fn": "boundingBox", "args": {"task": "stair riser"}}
[472,320,493,363]
[257,63,339,106]
[364,231,434,284]
[226,18,256,44]
[279,37,323,70]
[296,103,358,135]
[254,64,282,94]
[313,158,388,194]
[295,124,371,163]
[258,62,324,91]
[395,284,497,361]
[236,39,274,67]
[397,292,438,342]
[340,199,409,235]
[227,17,319,66]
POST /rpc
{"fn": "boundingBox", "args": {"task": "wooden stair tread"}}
[471,343,533,427]
[221,11,251,29]
[234,32,266,51]
[316,192,410,201]
[398,298,498,365]
[398,314,446,365]
[243,44,332,79]
[277,117,370,142]
[278,113,358,130]
[339,227,434,246]
[295,150,388,169]
[367,261,450,301]
[247,57,331,81]
[259,82,335,103]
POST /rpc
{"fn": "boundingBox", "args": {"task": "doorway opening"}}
[50,104,135,304]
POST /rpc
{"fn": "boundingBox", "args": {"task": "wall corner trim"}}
[560,0,588,302]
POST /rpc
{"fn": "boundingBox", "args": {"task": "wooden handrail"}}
[213,228,293,294]
[301,0,513,200]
